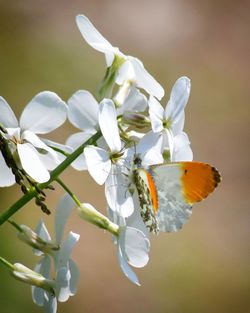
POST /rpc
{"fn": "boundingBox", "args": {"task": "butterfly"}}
[132,155,221,233]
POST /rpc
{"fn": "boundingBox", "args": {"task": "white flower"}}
[83,98,134,217]
[76,14,164,100]
[32,194,80,313]
[110,208,150,286]
[126,131,164,167]
[0,92,67,184]
[84,98,121,184]
[149,76,192,161]
[66,90,100,170]
[114,83,148,115]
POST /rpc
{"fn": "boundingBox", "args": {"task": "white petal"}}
[108,208,126,228]
[105,169,134,217]
[56,266,71,302]
[33,219,51,256]
[67,90,99,131]
[42,139,73,155]
[5,127,21,141]
[43,295,57,313]
[148,96,164,133]
[99,99,121,152]
[119,87,148,114]
[17,143,50,183]
[116,60,135,85]
[0,96,18,128]
[0,152,16,187]
[118,244,140,286]
[126,130,145,142]
[130,58,164,100]
[69,259,79,295]
[38,151,60,171]
[172,111,185,135]
[173,132,193,161]
[35,219,51,241]
[57,232,80,268]
[33,255,51,277]
[22,131,59,164]
[20,91,67,134]
[66,132,93,170]
[84,146,111,185]
[164,76,190,122]
[41,139,74,165]
[119,227,150,268]
[55,194,75,244]
[127,199,149,237]
[164,129,174,160]
[76,15,119,66]
[32,256,51,306]
[142,149,163,167]
[136,131,164,166]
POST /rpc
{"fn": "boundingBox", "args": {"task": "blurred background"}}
[0,0,249,312]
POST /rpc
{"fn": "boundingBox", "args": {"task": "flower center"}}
[163,118,172,129]
[11,136,23,145]
[110,151,124,164]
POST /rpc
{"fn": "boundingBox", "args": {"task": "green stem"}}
[0,256,14,270]
[56,177,120,237]
[56,177,81,207]
[0,131,102,226]
[48,146,70,157]
[8,219,23,232]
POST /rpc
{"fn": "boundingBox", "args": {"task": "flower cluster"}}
[0,13,217,313]
[68,15,192,283]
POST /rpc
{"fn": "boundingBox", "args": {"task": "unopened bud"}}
[17,225,59,254]
[12,263,55,295]
[21,184,28,194]
[78,203,119,237]
[122,112,150,128]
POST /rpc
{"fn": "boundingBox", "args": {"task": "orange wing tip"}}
[181,162,222,204]
[211,166,222,187]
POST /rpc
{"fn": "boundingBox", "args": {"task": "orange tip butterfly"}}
[132,156,221,233]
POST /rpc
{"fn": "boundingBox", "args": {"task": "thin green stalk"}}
[8,219,23,232]
[0,256,14,270]
[56,177,120,237]
[56,177,81,207]
[0,130,102,226]
[48,146,70,157]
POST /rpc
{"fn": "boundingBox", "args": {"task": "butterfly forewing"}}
[149,163,192,232]
[149,162,221,232]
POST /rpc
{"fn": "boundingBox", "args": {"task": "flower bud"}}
[122,112,151,128]
[17,225,59,254]
[12,263,55,295]
[78,203,119,236]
